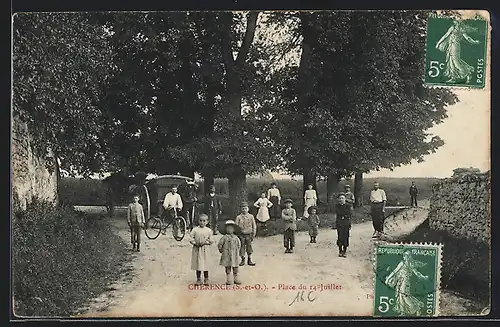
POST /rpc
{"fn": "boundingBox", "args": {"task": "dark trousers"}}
[239,234,253,257]
[336,226,350,248]
[185,203,196,229]
[371,202,384,232]
[410,196,418,207]
[207,207,219,233]
[284,228,295,249]
[130,223,141,244]
[165,208,181,235]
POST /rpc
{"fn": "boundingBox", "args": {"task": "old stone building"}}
[11,114,58,212]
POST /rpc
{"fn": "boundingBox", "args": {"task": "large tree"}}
[13,12,116,177]
[207,12,279,215]
[99,12,279,215]
[98,12,223,177]
[265,11,458,208]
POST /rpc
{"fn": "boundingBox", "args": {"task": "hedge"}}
[12,200,131,317]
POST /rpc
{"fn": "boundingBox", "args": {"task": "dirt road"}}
[76,206,479,317]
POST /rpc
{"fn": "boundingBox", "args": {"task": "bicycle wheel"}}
[145,217,162,240]
[172,216,187,241]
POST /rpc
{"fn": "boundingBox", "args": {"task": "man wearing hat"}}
[344,185,355,209]
[203,185,222,235]
[235,201,257,266]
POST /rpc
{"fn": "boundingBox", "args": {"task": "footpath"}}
[76,206,481,317]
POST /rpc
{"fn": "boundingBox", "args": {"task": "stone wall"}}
[428,171,491,244]
[11,115,58,212]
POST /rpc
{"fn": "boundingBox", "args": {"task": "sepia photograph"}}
[11,9,491,318]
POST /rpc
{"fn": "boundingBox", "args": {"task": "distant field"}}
[59,176,440,207]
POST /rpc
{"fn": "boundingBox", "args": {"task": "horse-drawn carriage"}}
[133,175,200,241]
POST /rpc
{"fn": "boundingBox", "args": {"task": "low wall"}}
[424,171,490,299]
[428,171,491,244]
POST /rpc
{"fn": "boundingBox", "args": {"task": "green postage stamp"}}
[425,15,488,88]
[373,243,443,317]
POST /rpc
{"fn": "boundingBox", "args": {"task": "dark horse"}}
[102,171,147,217]
[180,181,199,231]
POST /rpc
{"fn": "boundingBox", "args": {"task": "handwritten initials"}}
[289,291,316,306]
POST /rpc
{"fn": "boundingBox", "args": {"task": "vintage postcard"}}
[11,9,491,319]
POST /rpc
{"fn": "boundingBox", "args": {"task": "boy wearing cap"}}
[235,202,257,266]
[282,199,297,253]
[307,206,320,243]
[344,185,355,209]
[204,185,222,235]
[127,194,145,251]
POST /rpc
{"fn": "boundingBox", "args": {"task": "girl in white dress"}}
[189,214,214,286]
[254,192,273,230]
[303,184,318,218]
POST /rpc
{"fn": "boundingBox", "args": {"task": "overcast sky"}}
[367,87,490,178]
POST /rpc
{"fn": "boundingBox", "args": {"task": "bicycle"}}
[145,207,187,241]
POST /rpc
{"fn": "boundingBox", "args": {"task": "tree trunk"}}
[297,15,315,202]
[326,172,341,212]
[228,166,247,217]
[203,172,215,195]
[302,169,317,193]
[354,172,363,207]
[220,12,258,218]
[54,155,61,206]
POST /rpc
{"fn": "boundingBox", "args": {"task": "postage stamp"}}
[425,15,488,88]
[373,243,443,317]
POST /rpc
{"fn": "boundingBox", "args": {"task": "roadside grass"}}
[12,200,131,317]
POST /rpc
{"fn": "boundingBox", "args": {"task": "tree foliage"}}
[13,11,460,207]
[265,11,458,181]
[13,12,116,176]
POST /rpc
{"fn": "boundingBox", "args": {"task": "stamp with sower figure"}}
[373,243,443,317]
[425,13,488,88]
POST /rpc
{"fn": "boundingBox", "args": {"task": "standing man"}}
[163,185,184,236]
[370,182,387,238]
[344,185,355,209]
[204,185,222,235]
[409,181,419,207]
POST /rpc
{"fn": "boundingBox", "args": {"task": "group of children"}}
[125,184,354,286]
[188,193,353,286]
[189,201,257,286]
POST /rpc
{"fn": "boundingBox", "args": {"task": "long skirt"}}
[269,196,281,218]
[336,226,350,248]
